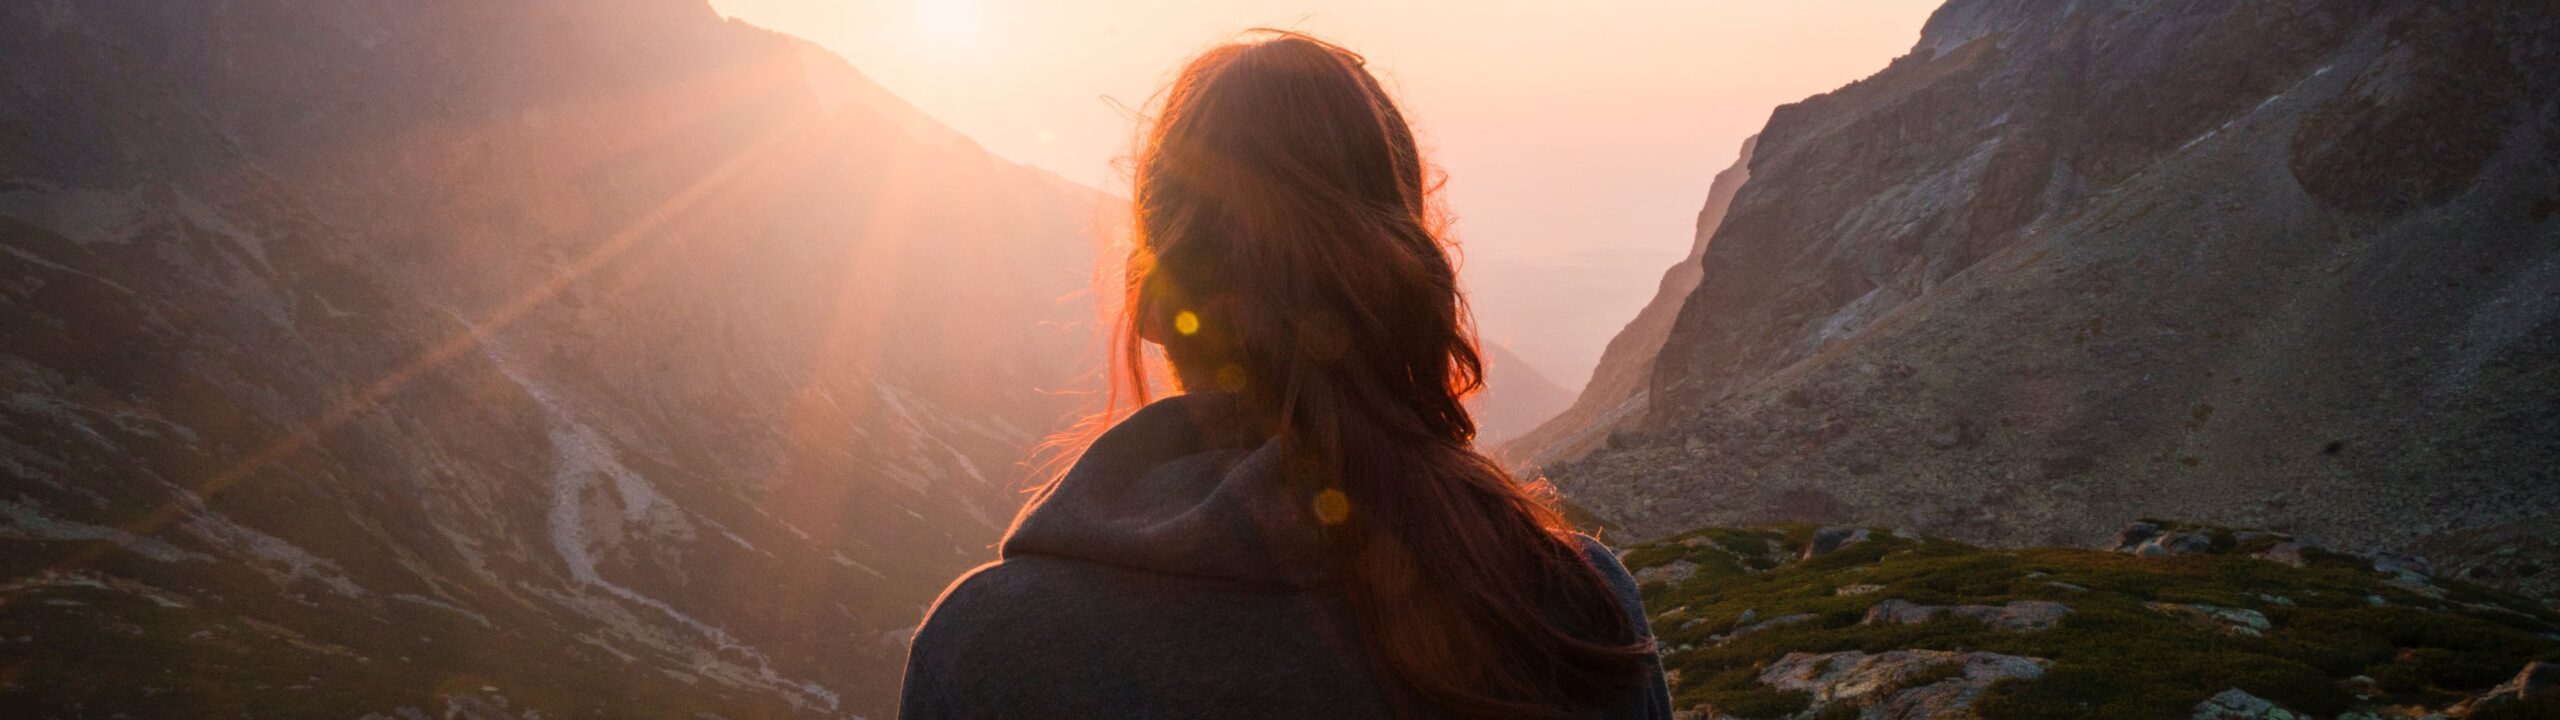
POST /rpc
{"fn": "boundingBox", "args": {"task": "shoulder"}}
[1569,534,1678,720]
[1570,534,1639,593]
[901,556,1089,708]
[1568,533,1652,638]
[912,556,1083,644]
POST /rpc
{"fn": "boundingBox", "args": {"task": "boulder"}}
[2149,602,2273,637]
[2366,551,2434,582]
[2190,688,2299,719]
[1863,599,2073,631]
[2253,542,2308,567]
[1635,559,1700,587]
[1802,527,1873,561]
[1714,613,1818,644]
[1759,650,2050,718]
[2110,522,2165,551]
[2135,531,2215,557]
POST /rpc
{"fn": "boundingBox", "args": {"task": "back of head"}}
[1106,30,1651,719]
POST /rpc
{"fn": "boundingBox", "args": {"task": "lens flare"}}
[1313,489,1350,525]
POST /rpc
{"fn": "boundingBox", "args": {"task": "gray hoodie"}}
[898,393,1673,719]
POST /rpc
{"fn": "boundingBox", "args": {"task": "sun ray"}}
[41,93,827,582]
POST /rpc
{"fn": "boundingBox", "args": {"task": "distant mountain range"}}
[0,0,1106,716]
[1472,344,1575,446]
[1527,0,2560,601]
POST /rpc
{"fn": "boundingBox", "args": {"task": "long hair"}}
[1082,30,1652,718]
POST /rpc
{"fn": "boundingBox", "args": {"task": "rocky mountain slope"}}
[1550,0,2560,600]
[1503,135,1755,467]
[1617,522,2560,719]
[0,1,1105,716]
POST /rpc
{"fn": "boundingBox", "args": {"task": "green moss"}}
[1621,524,2560,719]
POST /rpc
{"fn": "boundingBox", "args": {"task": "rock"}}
[1735,608,1759,625]
[1759,650,2049,718]
[2191,688,2298,719]
[1863,599,2073,631]
[1802,527,1873,561]
[2367,551,2434,582]
[1837,583,1886,596]
[2048,581,2091,593]
[1715,613,1818,644]
[2253,542,2308,567]
[2257,594,2296,607]
[2135,531,2215,557]
[2149,603,2273,637]
[2446,660,2560,716]
[2386,577,2449,599]
[1865,599,1940,625]
[2111,522,2165,551]
[1636,560,1700,587]
[1878,654,2051,720]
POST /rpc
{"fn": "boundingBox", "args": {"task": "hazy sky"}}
[709,0,1940,389]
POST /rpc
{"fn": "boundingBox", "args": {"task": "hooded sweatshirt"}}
[897,393,1673,719]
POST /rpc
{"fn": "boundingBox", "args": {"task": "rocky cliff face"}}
[0,1,1104,716]
[1501,135,1754,468]
[1554,0,2560,599]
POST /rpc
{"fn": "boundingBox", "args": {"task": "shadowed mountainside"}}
[0,1,1106,716]
[1503,135,1755,468]
[1549,0,2560,600]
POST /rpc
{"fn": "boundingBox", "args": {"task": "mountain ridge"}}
[1547,0,2560,601]
[0,1,1109,715]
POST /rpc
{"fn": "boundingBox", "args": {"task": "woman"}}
[899,31,1671,720]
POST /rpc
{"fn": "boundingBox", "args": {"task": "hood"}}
[1001,393,1330,588]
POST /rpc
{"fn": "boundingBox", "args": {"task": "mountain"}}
[0,1,1106,716]
[1616,521,2560,719]
[1502,135,1755,468]
[1548,0,2560,600]
[1473,344,1576,446]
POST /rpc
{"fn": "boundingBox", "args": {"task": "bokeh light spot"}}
[1174,310,1200,336]
[1313,488,1350,525]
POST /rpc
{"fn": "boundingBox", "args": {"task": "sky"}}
[709,0,1941,390]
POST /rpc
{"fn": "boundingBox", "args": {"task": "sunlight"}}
[908,0,986,54]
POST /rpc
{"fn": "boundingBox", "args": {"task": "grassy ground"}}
[1616,523,2560,719]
